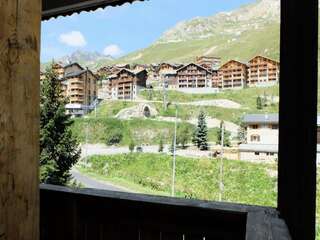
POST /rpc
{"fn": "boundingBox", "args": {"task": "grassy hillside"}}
[78,153,277,206]
[113,22,280,65]
[73,85,279,145]
[72,118,195,145]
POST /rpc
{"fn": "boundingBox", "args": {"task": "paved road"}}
[71,169,131,192]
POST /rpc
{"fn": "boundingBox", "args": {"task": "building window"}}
[251,124,259,129]
[254,152,260,156]
[250,135,261,142]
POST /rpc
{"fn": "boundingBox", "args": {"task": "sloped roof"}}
[42,0,146,20]
[248,55,280,64]
[219,60,248,70]
[176,63,212,74]
[65,69,97,79]
[239,144,278,153]
[243,114,279,124]
[116,68,147,76]
[64,62,84,70]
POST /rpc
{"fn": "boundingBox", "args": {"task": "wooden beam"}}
[42,0,145,20]
[278,0,318,239]
[0,0,41,239]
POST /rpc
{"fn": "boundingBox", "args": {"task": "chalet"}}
[110,69,148,100]
[176,63,213,89]
[157,63,181,89]
[247,56,280,87]
[196,56,221,70]
[239,114,279,161]
[213,60,248,89]
[64,69,97,116]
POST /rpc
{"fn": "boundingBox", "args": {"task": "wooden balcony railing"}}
[40,184,291,240]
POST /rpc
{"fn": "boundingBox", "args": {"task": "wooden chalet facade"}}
[157,63,181,89]
[248,56,280,86]
[213,60,248,89]
[176,63,213,88]
[110,69,147,100]
[64,69,97,105]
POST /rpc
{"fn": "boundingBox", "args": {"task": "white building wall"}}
[247,124,278,145]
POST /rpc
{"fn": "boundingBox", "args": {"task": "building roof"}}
[243,114,279,124]
[42,0,145,20]
[239,144,278,153]
[116,68,147,76]
[176,63,212,74]
[219,60,248,70]
[65,69,96,79]
[63,62,84,70]
[248,55,280,64]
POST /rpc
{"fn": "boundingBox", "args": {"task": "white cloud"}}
[103,44,123,57]
[59,31,87,47]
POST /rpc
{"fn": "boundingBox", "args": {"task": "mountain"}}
[114,0,280,64]
[42,50,114,70]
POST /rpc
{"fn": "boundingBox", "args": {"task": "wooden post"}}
[278,0,318,239]
[0,0,41,239]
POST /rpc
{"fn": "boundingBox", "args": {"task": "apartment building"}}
[213,60,248,89]
[239,114,279,161]
[176,63,213,88]
[196,56,221,70]
[157,63,181,89]
[247,56,280,87]
[64,69,97,116]
[110,69,147,100]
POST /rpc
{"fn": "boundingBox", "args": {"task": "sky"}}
[41,0,255,62]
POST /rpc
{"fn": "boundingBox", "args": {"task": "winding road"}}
[71,168,132,192]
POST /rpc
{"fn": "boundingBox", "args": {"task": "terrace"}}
[0,0,318,240]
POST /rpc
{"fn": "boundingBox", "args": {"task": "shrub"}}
[129,140,135,153]
[105,128,123,145]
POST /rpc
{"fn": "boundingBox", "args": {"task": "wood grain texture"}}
[0,0,41,239]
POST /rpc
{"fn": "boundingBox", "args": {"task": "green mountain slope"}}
[111,0,280,64]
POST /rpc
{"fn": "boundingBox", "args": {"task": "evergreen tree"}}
[40,64,81,185]
[256,96,263,110]
[192,111,209,151]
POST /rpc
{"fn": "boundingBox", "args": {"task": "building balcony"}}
[40,184,290,240]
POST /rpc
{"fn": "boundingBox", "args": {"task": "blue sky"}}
[41,0,255,62]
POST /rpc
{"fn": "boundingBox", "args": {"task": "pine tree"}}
[192,111,209,151]
[40,64,81,185]
[256,96,263,110]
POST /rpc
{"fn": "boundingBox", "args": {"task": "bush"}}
[129,140,135,153]
[105,128,123,145]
